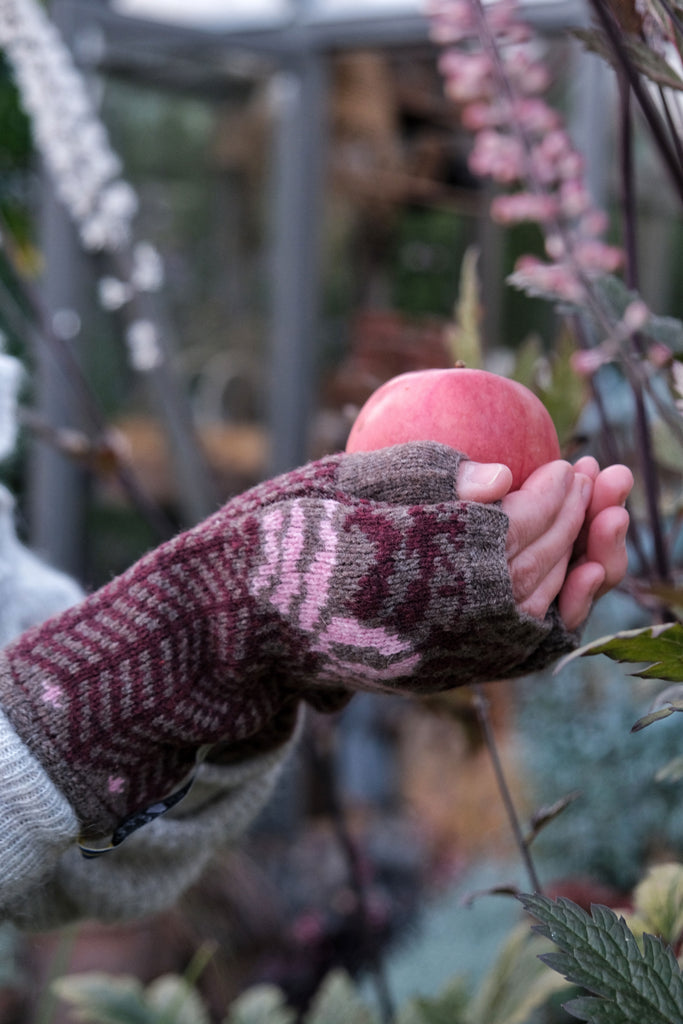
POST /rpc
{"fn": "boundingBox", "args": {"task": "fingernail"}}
[615,522,629,545]
[460,462,509,488]
[577,473,592,503]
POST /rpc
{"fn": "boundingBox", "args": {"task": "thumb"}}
[458,462,513,503]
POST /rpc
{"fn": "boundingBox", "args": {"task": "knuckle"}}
[510,550,544,603]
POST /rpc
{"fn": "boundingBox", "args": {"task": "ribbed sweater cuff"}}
[0,706,78,905]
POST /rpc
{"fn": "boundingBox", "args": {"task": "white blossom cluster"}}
[0,0,137,252]
[0,0,166,370]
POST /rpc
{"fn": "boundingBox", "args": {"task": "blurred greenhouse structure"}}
[6,0,683,1019]
[15,0,620,584]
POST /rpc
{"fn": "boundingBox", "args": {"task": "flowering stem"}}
[0,215,174,540]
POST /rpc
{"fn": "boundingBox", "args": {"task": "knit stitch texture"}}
[0,707,78,904]
[0,442,576,842]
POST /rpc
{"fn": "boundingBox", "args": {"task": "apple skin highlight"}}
[345,367,561,491]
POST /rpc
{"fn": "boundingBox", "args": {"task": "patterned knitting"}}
[0,441,576,844]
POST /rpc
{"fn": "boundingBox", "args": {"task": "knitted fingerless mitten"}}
[0,441,577,846]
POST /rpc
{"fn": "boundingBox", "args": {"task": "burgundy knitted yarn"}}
[0,442,574,843]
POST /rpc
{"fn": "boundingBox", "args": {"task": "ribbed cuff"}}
[5,709,304,929]
[0,706,78,906]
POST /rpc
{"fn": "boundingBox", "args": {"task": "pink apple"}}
[345,367,561,491]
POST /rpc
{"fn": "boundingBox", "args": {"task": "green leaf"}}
[53,971,212,1024]
[223,986,296,1024]
[557,623,683,682]
[52,973,154,1024]
[631,704,683,732]
[465,921,569,1024]
[304,971,378,1024]
[631,863,683,948]
[655,754,683,781]
[445,245,484,369]
[585,276,683,353]
[525,792,581,847]
[146,976,211,1024]
[519,894,683,1024]
[397,978,470,1024]
[563,994,629,1022]
[573,26,683,89]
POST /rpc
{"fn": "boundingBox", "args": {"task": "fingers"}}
[503,461,589,559]
[589,464,634,517]
[558,561,607,632]
[583,505,630,598]
[457,461,513,502]
[503,462,593,620]
[558,465,631,630]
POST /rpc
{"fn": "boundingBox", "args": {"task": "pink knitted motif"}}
[0,443,576,840]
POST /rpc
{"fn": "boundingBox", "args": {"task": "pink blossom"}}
[511,256,585,302]
[469,129,525,182]
[491,191,557,223]
[559,180,592,218]
[580,209,609,236]
[622,299,650,333]
[428,0,623,305]
[649,342,672,367]
[441,51,494,102]
[570,347,613,377]
[573,239,622,274]
[513,98,561,134]
[462,99,508,130]
[505,48,551,94]
[544,232,566,261]
[425,0,475,41]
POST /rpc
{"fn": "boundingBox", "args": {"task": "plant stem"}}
[588,0,683,204]
[472,684,543,894]
[617,71,671,583]
[309,721,395,1023]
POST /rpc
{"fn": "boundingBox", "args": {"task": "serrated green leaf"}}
[304,970,378,1024]
[563,994,626,1022]
[557,623,683,682]
[519,894,683,1024]
[223,986,296,1024]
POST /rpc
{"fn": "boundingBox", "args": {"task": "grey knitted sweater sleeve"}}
[0,705,302,930]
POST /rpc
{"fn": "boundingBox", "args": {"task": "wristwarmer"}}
[0,441,577,846]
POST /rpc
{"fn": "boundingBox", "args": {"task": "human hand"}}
[558,456,633,630]
[457,455,632,631]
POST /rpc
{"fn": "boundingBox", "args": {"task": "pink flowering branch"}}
[426,0,683,588]
[426,0,623,308]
